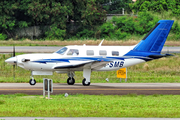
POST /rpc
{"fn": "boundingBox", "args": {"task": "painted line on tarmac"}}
[0,89,180,91]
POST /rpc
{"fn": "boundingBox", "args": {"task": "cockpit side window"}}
[67,49,79,56]
[55,47,68,55]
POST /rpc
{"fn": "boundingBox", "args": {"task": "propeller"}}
[13,45,16,80]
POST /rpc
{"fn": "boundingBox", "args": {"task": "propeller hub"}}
[5,57,17,65]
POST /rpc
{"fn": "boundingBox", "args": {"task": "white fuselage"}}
[6,45,146,75]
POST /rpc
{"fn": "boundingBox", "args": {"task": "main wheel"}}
[82,78,90,86]
[29,79,36,85]
[67,77,75,85]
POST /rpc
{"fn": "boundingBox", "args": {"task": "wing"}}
[53,61,110,70]
[53,61,92,69]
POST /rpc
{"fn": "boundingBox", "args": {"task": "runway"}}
[0,83,180,95]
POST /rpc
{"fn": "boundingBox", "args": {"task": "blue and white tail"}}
[125,20,174,58]
[134,20,174,53]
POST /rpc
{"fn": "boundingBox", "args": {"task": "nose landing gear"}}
[29,72,36,85]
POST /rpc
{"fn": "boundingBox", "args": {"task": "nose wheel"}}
[67,77,75,85]
[29,79,36,85]
[29,72,36,85]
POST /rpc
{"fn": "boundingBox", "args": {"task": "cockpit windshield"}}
[55,47,68,55]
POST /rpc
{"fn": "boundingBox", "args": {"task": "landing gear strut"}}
[82,68,91,86]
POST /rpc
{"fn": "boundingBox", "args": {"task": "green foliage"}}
[100,22,114,38]
[0,33,7,40]
[131,0,179,15]
[134,12,159,35]
[115,29,129,39]
[0,1,17,32]
[76,29,95,39]
[45,25,66,40]
[113,16,135,33]
[0,0,107,40]
[139,1,150,11]
[18,21,28,28]
[172,22,180,34]
[100,11,159,39]
[0,0,180,40]
[102,0,132,14]
[171,22,180,39]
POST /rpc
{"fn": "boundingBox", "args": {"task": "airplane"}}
[5,20,174,86]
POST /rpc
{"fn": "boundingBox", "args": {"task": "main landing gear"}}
[67,77,75,85]
[82,78,90,86]
[67,72,75,85]
[67,77,90,86]
[67,69,91,86]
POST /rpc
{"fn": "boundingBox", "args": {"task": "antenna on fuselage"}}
[98,39,104,46]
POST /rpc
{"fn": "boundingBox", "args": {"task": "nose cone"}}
[5,57,17,65]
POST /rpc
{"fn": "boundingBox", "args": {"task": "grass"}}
[1,53,180,83]
[0,93,179,117]
[0,39,139,46]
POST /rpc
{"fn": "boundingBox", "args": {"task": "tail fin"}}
[133,20,174,53]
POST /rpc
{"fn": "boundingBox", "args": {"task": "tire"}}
[29,79,36,85]
[82,78,90,86]
[67,77,75,85]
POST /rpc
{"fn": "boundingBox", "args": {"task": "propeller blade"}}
[13,65,15,80]
[13,45,16,80]
[13,45,15,57]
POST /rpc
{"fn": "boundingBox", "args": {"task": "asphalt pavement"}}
[0,83,180,95]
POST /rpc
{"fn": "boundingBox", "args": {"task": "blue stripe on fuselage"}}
[32,56,150,64]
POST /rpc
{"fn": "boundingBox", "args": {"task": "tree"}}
[0,0,18,37]
[102,0,132,14]
[67,0,107,38]
[0,0,107,40]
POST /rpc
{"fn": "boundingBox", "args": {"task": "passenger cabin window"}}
[55,47,67,55]
[67,49,79,56]
[99,50,107,56]
[86,50,94,56]
[112,51,119,56]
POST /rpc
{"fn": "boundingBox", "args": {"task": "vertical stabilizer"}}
[133,20,174,53]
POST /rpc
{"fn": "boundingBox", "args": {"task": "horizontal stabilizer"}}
[148,54,173,59]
